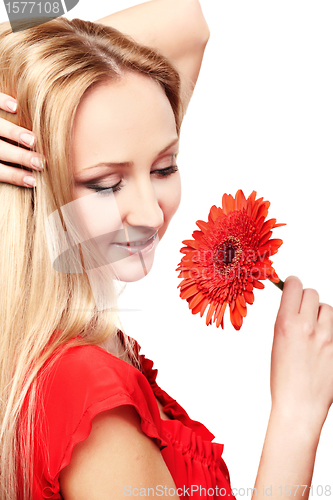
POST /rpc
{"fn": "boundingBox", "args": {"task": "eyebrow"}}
[82,137,179,172]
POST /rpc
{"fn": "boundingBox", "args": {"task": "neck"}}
[97,330,134,366]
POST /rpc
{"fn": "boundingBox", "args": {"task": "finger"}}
[0,116,36,149]
[299,288,320,321]
[0,92,17,113]
[0,162,36,188]
[317,303,333,330]
[0,135,43,171]
[278,275,303,316]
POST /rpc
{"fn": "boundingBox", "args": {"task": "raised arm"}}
[95,0,210,114]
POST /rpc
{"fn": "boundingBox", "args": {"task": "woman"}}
[0,2,333,500]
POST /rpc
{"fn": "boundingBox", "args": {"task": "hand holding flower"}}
[271,275,333,433]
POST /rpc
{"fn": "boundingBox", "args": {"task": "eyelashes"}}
[87,165,179,196]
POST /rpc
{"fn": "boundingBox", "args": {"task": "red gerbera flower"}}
[176,190,285,330]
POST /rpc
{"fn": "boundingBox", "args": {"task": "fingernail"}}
[31,156,43,170]
[21,133,35,147]
[6,100,17,112]
[23,176,36,187]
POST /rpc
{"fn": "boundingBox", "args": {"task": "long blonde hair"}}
[0,16,182,499]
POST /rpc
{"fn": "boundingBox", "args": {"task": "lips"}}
[112,232,157,249]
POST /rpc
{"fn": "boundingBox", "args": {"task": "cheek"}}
[68,189,123,242]
[159,174,181,225]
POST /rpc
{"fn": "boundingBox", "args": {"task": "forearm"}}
[95,0,210,112]
[95,0,209,56]
[252,409,321,500]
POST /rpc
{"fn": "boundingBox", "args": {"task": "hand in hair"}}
[0,91,44,188]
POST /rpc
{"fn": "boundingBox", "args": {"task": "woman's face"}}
[70,71,181,283]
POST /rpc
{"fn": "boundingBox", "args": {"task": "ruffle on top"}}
[137,349,234,498]
[21,330,235,499]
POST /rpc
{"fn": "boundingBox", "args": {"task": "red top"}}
[20,331,236,499]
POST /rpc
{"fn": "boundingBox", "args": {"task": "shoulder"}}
[39,342,150,424]
[33,343,170,498]
[40,343,133,406]
[44,339,143,386]
[59,404,178,500]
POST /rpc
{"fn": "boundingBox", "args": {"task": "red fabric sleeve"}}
[35,344,168,499]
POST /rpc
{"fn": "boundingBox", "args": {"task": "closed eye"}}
[87,165,179,196]
[151,165,178,177]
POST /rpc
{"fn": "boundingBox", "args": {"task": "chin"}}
[113,255,155,282]
[108,240,159,283]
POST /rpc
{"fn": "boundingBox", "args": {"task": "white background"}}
[1,0,333,495]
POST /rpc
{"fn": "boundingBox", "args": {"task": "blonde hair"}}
[0,16,182,499]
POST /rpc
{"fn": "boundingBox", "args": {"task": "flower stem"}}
[269,279,284,291]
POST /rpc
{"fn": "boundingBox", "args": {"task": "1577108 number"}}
[278,485,331,496]
[5,2,60,14]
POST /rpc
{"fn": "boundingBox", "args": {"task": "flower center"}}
[222,244,236,265]
[213,236,242,275]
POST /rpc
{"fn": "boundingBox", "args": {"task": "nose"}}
[122,176,164,232]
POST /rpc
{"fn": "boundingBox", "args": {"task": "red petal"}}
[260,218,277,237]
[255,215,266,233]
[253,280,265,289]
[259,231,273,247]
[181,239,197,248]
[236,296,247,317]
[177,271,196,280]
[206,301,216,326]
[257,239,283,257]
[238,293,246,307]
[209,205,223,223]
[256,201,270,221]
[247,191,257,215]
[196,220,210,232]
[251,197,264,220]
[269,269,280,282]
[269,238,284,248]
[179,277,198,287]
[180,284,199,300]
[230,305,243,330]
[213,302,222,323]
[177,278,197,288]
[222,193,235,214]
[216,301,227,328]
[244,290,254,304]
[197,297,210,317]
[179,248,192,255]
[235,189,247,210]
[252,262,271,279]
[273,223,286,228]
[189,292,205,310]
